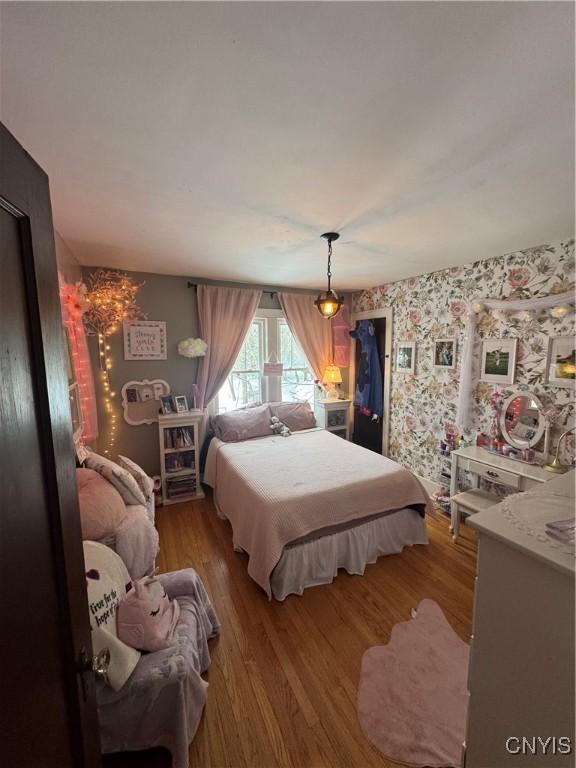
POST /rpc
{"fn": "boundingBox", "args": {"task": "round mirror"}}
[499,392,545,449]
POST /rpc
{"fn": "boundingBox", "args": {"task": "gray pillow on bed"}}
[269,401,316,432]
[212,404,273,442]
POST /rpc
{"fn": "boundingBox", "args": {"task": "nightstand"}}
[315,398,352,440]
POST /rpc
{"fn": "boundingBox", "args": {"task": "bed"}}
[204,427,431,600]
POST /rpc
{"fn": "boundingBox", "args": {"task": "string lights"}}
[60,281,98,441]
[83,270,146,456]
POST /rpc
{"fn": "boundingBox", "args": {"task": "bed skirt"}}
[270,507,428,601]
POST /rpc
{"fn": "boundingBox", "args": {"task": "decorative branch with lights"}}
[83,270,146,456]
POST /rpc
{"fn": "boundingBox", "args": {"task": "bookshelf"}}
[158,410,204,505]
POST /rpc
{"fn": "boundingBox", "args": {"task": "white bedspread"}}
[205,429,431,597]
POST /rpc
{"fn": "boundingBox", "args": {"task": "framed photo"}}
[125,387,139,403]
[545,336,575,388]
[124,320,167,360]
[173,395,189,413]
[433,338,456,369]
[395,341,416,374]
[160,395,175,414]
[480,338,517,385]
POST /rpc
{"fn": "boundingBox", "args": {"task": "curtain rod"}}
[187,280,277,297]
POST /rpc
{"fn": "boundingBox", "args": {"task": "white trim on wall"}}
[349,307,393,456]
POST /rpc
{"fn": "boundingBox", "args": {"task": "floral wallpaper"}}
[353,239,575,484]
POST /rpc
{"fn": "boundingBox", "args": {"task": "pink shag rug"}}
[357,599,470,768]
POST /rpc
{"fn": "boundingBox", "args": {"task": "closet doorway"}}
[349,308,393,455]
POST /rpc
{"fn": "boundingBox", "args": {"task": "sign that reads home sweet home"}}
[124,320,167,360]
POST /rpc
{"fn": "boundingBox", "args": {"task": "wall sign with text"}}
[123,320,167,360]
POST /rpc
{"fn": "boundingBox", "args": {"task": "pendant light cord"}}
[327,240,332,292]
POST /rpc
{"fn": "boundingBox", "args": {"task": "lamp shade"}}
[323,364,342,384]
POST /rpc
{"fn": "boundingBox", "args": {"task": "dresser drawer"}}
[467,459,521,489]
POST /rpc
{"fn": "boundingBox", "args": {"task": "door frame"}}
[349,307,393,456]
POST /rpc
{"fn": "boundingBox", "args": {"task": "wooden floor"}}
[136,493,478,768]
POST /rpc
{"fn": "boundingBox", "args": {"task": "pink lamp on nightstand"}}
[323,364,342,400]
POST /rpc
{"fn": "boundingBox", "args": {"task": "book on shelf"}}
[166,474,197,498]
[164,426,194,450]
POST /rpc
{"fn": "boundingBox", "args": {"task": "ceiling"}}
[1,1,574,290]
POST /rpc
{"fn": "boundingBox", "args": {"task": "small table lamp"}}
[544,427,575,474]
[323,364,342,400]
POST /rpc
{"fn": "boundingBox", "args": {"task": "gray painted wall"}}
[84,269,200,476]
[83,267,350,476]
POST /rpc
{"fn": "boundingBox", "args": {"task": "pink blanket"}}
[205,430,432,597]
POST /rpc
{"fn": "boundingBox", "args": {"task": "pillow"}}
[83,541,140,690]
[115,505,159,580]
[77,468,127,540]
[212,403,273,442]
[269,401,316,432]
[85,450,147,507]
[117,455,154,501]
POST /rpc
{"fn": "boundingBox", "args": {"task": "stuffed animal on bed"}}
[270,416,291,437]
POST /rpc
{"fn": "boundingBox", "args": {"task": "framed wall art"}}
[124,320,167,360]
[433,338,456,369]
[480,338,517,385]
[545,336,575,388]
[395,341,416,374]
[121,378,170,425]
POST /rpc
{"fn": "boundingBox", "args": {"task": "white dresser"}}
[449,446,552,541]
[464,472,575,767]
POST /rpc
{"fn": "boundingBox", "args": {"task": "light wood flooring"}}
[144,492,477,768]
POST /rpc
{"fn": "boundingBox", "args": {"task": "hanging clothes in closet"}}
[349,319,383,419]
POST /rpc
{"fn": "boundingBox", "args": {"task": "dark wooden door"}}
[0,123,101,767]
[352,317,386,453]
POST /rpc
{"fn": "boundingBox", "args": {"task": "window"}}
[217,311,315,413]
[217,318,264,413]
[279,319,315,404]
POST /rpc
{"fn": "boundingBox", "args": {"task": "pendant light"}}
[315,232,343,319]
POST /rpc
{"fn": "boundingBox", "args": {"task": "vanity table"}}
[449,446,551,540]
[450,389,552,541]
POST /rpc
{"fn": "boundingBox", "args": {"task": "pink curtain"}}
[59,279,99,441]
[278,292,334,382]
[196,284,262,410]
